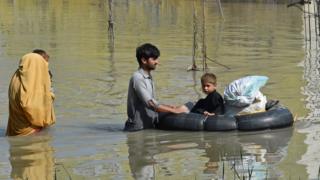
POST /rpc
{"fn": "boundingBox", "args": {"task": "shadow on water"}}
[88,123,124,132]
[126,127,293,179]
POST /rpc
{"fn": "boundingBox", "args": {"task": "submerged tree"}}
[108,0,114,50]
[189,0,229,72]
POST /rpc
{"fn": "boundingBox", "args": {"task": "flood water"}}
[0,0,318,179]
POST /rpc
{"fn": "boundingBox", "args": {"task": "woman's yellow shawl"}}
[6,53,55,136]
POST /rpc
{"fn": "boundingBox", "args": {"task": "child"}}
[190,73,224,116]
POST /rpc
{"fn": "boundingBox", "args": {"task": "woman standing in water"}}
[6,52,55,136]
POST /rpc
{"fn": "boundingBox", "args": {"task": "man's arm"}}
[133,76,188,114]
[148,100,189,113]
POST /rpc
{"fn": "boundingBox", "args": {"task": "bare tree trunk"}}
[191,0,198,71]
[216,0,225,20]
[108,0,114,50]
[202,0,208,72]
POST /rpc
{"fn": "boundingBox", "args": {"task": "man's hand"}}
[173,105,189,113]
[204,111,215,116]
[152,103,189,114]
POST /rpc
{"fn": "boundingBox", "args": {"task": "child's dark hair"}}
[201,73,217,85]
[136,43,160,65]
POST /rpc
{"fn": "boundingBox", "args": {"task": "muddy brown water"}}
[0,0,318,179]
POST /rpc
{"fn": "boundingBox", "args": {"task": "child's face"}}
[202,82,216,95]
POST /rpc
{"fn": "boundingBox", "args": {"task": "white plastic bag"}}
[224,92,267,116]
[224,76,268,107]
[237,91,267,115]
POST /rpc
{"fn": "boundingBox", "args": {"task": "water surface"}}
[0,0,315,179]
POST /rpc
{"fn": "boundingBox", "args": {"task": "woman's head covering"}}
[6,53,55,136]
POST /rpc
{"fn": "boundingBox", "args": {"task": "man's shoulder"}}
[131,70,144,80]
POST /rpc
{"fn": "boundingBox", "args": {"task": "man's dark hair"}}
[136,43,160,65]
[32,49,47,55]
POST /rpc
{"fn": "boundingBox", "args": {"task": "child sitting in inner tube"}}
[190,73,225,116]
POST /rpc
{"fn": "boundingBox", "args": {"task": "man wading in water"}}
[124,43,189,131]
